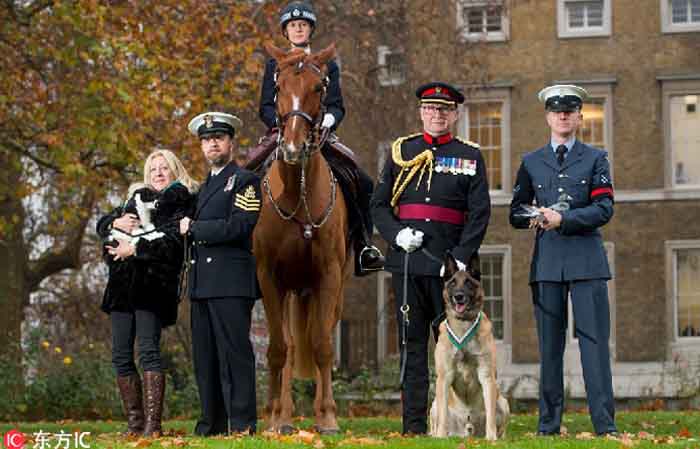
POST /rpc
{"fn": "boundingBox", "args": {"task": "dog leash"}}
[399,251,410,386]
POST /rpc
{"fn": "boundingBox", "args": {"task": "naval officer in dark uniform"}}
[509,85,617,436]
[371,82,491,434]
[179,112,261,435]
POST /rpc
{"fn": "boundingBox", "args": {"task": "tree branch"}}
[2,140,62,173]
[24,189,96,297]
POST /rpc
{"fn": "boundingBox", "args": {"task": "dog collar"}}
[445,311,483,351]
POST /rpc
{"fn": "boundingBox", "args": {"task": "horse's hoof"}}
[278,424,296,435]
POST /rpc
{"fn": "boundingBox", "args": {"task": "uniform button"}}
[558,187,563,192]
[581,180,586,184]
[190,259,196,264]
[537,184,543,189]
[425,197,431,202]
[206,257,212,263]
[558,174,564,178]
[425,218,431,222]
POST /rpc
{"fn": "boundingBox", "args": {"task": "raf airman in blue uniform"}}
[510,85,617,436]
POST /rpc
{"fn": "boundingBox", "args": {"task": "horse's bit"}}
[263,58,337,239]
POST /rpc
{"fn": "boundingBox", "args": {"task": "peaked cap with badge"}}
[415,82,465,106]
[188,112,242,138]
[538,84,588,112]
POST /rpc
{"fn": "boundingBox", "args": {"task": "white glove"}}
[321,113,335,129]
[439,258,467,277]
[395,227,424,253]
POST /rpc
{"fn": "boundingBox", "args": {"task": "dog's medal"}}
[445,311,483,351]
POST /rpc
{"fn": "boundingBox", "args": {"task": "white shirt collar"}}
[210,165,226,176]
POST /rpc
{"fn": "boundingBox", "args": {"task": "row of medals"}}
[434,157,476,175]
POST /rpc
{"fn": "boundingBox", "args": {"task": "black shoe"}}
[537,431,560,436]
[598,430,619,437]
[355,245,385,276]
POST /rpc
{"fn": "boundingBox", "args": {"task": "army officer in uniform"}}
[180,112,261,435]
[371,82,491,434]
[509,85,617,436]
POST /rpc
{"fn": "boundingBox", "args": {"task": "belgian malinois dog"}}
[429,252,509,440]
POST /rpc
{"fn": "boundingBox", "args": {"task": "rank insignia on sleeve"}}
[224,175,237,192]
[235,184,261,212]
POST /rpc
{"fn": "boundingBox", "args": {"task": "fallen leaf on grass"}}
[313,439,325,448]
[678,428,692,438]
[128,439,151,448]
[637,431,654,440]
[297,430,316,444]
[337,436,385,446]
[386,432,402,439]
[576,432,595,440]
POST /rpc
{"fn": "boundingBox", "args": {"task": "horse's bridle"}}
[274,59,329,160]
[263,57,337,239]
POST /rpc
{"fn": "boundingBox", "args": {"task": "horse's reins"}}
[263,57,337,239]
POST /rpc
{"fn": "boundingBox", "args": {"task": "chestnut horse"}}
[252,43,350,434]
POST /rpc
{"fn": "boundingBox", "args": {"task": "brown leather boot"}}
[244,129,279,172]
[116,374,145,435]
[143,371,165,437]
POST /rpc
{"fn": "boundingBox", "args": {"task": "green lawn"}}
[2,412,699,448]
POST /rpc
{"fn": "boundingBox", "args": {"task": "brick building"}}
[248,0,700,399]
[290,0,700,400]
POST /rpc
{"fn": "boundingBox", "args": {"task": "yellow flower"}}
[42,341,50,348]
[63,356,73,365]
[54,347,62,354]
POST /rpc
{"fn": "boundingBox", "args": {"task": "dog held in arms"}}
[429,252,510,440]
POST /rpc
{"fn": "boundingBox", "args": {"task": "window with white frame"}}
[578,98,606,150]
[670,95,700,187]
[568,242,616,348]
[479,248,510,341]
[377,45,406,87]
[662,0,700,32]
[462,88,511,192]
[557,0,611,38]
[673,246,700,338]
[662,79,700,189]
[457,0,509,42]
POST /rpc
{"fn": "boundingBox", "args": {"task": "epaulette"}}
[455,137,480,149]
[391,133,422,149]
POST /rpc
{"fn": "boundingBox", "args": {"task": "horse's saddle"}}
[244,130,359,182]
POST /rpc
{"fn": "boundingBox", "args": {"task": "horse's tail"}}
[289,291,315,379]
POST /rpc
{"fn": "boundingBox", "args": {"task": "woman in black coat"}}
[96,149,197,437]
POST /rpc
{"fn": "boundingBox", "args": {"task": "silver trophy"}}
[515,193,572,225]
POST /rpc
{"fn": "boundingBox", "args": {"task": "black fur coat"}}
[96,182,195,327]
